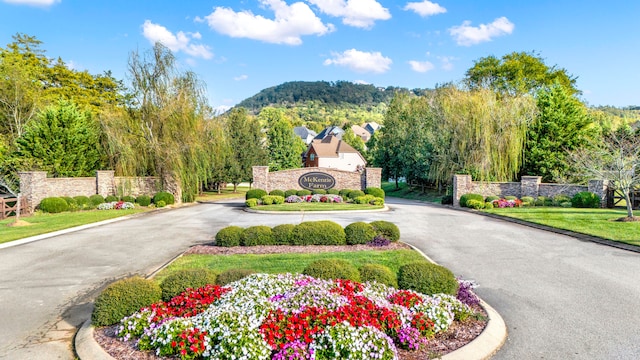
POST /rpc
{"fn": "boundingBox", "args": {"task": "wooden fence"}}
[0,197,28,220]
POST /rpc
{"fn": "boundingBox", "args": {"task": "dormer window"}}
[310,154,315,161]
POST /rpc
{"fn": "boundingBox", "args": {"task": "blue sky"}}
[1,0,638,112]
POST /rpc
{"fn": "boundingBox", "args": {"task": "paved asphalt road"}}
[1,198,639,359]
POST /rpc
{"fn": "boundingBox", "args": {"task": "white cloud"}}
[234,74,249,81]
[142,20,214,59]
[408,60,434,73]
[438,56,454,70]
[2,0,59,6]
[205,0,333,45]
[449,17,514,46]
[403,1,446,17]
[324,49,391,73]
[308,0,391,28]
[353,79,370,85]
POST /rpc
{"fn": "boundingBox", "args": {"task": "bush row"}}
[92,258,459,326]
[246,187,385,201]
[215,220,400,247]
[38,191,176,213]
[459,191,602,210]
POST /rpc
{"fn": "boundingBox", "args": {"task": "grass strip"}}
[382,182,445,203]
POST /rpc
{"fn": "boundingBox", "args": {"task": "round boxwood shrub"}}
[39,197,69,213]
[441,195,453,205]
[552,194,571,206]
[365,187,385,198]
[534,196,552,207]
[303,259,360,282]
[359,264,397,287]
[61,196,76,206]
[105,195,118,202]
[312,189,327,195]
[156,200,166,208]
[572,191,601,208]
[397,262,458,296]
[485,195,500,203]
[272,224,295,245]
[284,189,299,197]
[354,195,376,205]
[269,189,285,197]
[136,195,151,207]
[215,226,244,247]
[339,189,353,198]
[216,269,256,286]
[347,190,365,200]
[296,189,312,196]
[327,189,340,195]
[91,277,161,326]
[241,225,274,246]
[371,197,385,206]
[459,193,484,208]
[154,191,175,205]
[160,269,217,301]
[369,221,400,242]
[504,195,518,201]
[466,199,485,210]
[73,195,91,209]
[291,220,346,245]
[245,198,259,207]
[520,196,535,206]
[261,195,284,205]
[89,194,105,206]
[246,188,267,200]
[484,201,494,209]
[121,195,136,203]
[344,222,376,245]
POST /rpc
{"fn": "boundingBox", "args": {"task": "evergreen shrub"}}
[354,195,376,204]
[296,189,312,196]
[272,224,295,245]
[215,226,244,247]
[135,195,151,207]
[91,277,161,326]
[504,196,518,201]
[327,189,340,195]
[156,200,166,208]
[459,193,484,208]
[89,194,105,206]
[466,199,485,209]
[269,189,285,197]
[397,262,458,296]
[121,195,135,203]
[302,259,360,282]
[520,196,535,206]
[552,194,572,206]
[160,269,217,301]
[154,191,175,205]
[216,269,256,286]
[359,264,397,287]
[572,192,601,208]
[245,189,267,200]
[245,198,259,207]
[105,195,118,202]
[344,222,376,245]
[485,195,500,203]
[241,225,274,246]
[370,221,400,242]
[347,190,365,200]
[371,197,385,206]
[73,195,91,209]
[484,201,494,209]
[39,197,69,213]
[339,189,353,198]
[365,187,385,198]
[312,189,327,195]
[291,221,346,245]
[284,189,299,197]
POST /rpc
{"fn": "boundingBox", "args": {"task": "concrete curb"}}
[75,319,114,360]
[404,243,508,360]
[244,205,390,215]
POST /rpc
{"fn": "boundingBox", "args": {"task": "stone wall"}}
[19,171,176,211]
[252,166,382,192]
[453,174,609,208]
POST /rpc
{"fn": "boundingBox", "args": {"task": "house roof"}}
[308,135,362,159]
[351,124,371,141]
[314,126,344,140]
[364,122,381,134]
[293,126,317,139]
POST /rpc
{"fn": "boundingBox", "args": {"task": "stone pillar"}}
[18,171,47,212]
[521,176,542,199]
[365,168,382,189]
[453,174,472,207]
[96,170,115,197]
[161,173,183,204]
[252,166,269,191]
[588,179,609,208]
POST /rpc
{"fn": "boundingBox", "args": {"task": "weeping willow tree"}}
[101,43,214,202]
[429,85,537,183]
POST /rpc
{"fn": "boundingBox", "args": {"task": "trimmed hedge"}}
[272,224,295,245]
[91,277,161,326]
[121,195,136,203]
[105,195,118,202]
[520,196,535,206]
[460,193,484,208]
[240,225,274,246]
[284,189,299,197]
[484,201,494,209]
[303,259,360,282]
[370,221,400,242]
[156,200,166,208]
[136,195,151,207]
[39,197,69,213]
[216,269,256,286]
[485,195,500,203]
[89,194,105,206]
[397,262,458,296]
[359,264,397,287]
[246,189,267,200]
[296,189,312,196]
[154,191,175,205]
[365,187,385,198]
[312,189,327,195]
[261,195,284,205]
[552,194,571,206]
[74,196,91,209]
[344,222,376,245]
[215,226,244,247]
[245,198,259,207]
[466,199,485,210]
[504,195,518,201]
[269,189,285,197]
[535,196,552,207]
[327,189,340,195]
[291,221,346,245]
[339,189,353,198]
[572,191,601,208]
[347,190,365,200]
[160,269,217,301]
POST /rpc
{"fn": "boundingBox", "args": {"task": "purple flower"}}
[456,278,480,306]
[396,326,427,351]
[367,235,390,247]
[272,340,314,360]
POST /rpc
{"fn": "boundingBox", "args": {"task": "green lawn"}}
[0,208,146,244]
[196,185,250,202]
[382,181,445,203]
[155,249,425,282]
[484,207,640,246]
[252,202,385,211]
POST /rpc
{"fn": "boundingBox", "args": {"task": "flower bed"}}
[115,273,479,360]
[285,194,343,203]
[97,201,135,210]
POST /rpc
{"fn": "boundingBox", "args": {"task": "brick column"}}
[521,176,542,199]
[453,174,472,207]
[18,171,47,212]
[252,166,269,191]
[96,170,115,197]
[365,168,382,189]
[588,179,609,208]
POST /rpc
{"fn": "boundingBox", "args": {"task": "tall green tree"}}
[341,128,367,156]
[465,51,579,96]
[266,118,304,171]
[522,84,596,182]
[225,107,267,190]
[11,100,104,177]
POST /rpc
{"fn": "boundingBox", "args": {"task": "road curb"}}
[75,319,114,360]
[404,242,508,360]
